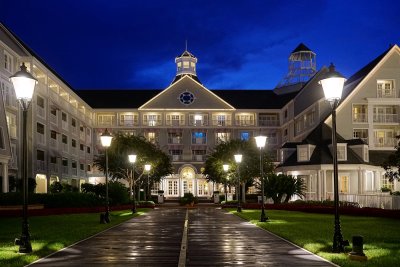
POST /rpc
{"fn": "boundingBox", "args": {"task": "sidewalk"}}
[28,207,336,266]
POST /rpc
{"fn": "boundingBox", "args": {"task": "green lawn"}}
[0,209,150,267]
[232,209,400,267]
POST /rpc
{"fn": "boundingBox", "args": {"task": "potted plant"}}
[180,192,196,206]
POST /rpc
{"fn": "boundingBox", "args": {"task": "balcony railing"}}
[373,114,398,123]
[212,120,232,126]
[374,137,396,147]
[171,155,182,161]
[192,155,204,161]
[235,120,255,126]
[377,89,396,98]
[143,120,162,126]
[166,120,185,126]
[353,114,367,123]
[168,137,182,144]
[259,120,279,127]
[189,119,208,126]
[119,119,139,126]
[192,138,206,144]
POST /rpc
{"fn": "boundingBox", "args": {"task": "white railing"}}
[352,114,367,123]
[374,137,396,148]
[340,194,400,210]
[373,114,398,123]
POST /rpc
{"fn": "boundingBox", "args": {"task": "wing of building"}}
[0,22,398,207]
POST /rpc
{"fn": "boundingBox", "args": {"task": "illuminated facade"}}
[0,22,399,206]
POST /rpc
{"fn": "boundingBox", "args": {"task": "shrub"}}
[381,187,391,192]
[391,191,400,196]
[180,192,197,205]
[50,182,63,193]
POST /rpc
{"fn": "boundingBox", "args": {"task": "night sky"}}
[1,0,400,90]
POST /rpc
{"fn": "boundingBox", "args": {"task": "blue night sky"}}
[1,0,400,90]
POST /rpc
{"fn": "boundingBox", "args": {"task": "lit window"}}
[240,132,249,141]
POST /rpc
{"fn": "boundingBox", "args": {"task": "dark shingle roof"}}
[369,150,394,166]
[75,89,297,109]
[279,123,365,167]
[291,43,313,54]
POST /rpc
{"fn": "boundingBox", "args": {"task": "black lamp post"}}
[145,164,151,200]
[223,164,229,202]
[128,154,137,213]
[100,128,113,223]
[11,63,37,253]
[255,135,268,222]
[234,154,242,212]
[319,63,347,253]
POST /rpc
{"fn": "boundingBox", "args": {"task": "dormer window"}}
[337,143,347,161]
[297,144,315,162]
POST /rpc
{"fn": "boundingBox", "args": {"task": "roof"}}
[0,22,75,90]
[279,123,366,167]
[171,74,202,85]
[75,89,297,109]
[369,150,395,166]
[177,50,196,58]
[291,43,313,54]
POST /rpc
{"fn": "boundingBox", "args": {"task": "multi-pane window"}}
[36,150,45,161]
[36,123,45,134]
[373,106,397,123]
[120,114,138,126]
[189,114,208,126]
[240,131,250,141]
[377,80,395,98]
[166,114,184,126]
[353,129,368,143]
[236,114,254,126]
[37,95,45,108]
[192,132,206,144]
[298,147,308,161]
[168,132,182,144]
[216,132,230,143]
[71,118,76,127]
[337,144,347,161]
[340,175,349,193]
[37,123,45,144]
[4,51,13,73]
[97,114,115,126]
[144,114,161,126]
[169,150,183,161]
[381,175,394,191]
[192,150,206,161]
[352,104,367,123]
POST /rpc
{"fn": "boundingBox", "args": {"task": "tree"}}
[264,173,306,204]
[382,136,400,182]
[204,139,273,203]
[93,133,173,200]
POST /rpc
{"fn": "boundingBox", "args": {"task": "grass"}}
[232,209,400,267]
[0,209,150,267]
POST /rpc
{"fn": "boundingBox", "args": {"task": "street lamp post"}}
[319,63,347,253]
[255,135,268,222]
[223,164,229,202]
[11,63,37,253]
[100,129,113,223]
[128,154,137,213]
[234,154,242,212]
[145,164,151,201]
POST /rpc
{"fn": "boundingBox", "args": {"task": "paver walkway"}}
[28,207,336,267]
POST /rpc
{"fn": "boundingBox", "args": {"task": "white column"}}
[358,168,362,194]
[2,163,9,193]
[374,171,380,191]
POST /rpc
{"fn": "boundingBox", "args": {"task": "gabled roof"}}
[75,88,297,110]
[0,22,75,90]
[279,123,366,167]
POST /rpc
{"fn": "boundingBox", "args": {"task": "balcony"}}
[171,155,182,161]
[166,119,185,126]
[143,120,162,126]
[353,114,367,123]
[374,137,397,148]
[192,138,206,144]
[192,155,204,161]
[373,114,398,123]
[377,89,396,98]
[259,120,279,127]
[235,120,255,126]
[212,120,231,127]
[120,119,138,126]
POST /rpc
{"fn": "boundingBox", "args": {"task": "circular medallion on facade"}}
[179,91,195,105]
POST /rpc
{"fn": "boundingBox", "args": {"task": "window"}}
[216,115,226,126]
[80,163,85,170]
[144,114,160,126]
[352,104,367,123]
[36,123,45,134]
[50,156,57,164]
[381,175,394,191]
[37,150,45,161]
[337,144,347,161]
[0,127,4,149]
[62,112,67,122]
[50,108,57,116]
[284,128,288,136]
[353,129,368,143]
[71,118,76,127]
[120,114,138,126]
[62,158,68,166]
[80,144,84,151]
[146,132,157,143]
[216,132,230,143]
[71,161,77,169]
[192,132,206,144]
[298,147,308,162]
[87,164,92,171]
[37,95,45,108]
[168,132,182,144]
[62,134,68,144]
[87,146,91,154]
[50,130,57,140]
[72,139,77,148]
[98,114,115,126]
[240,132,250,141]
[339,175,349,193]
[4,51,13,73]
[377,80,395,98]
